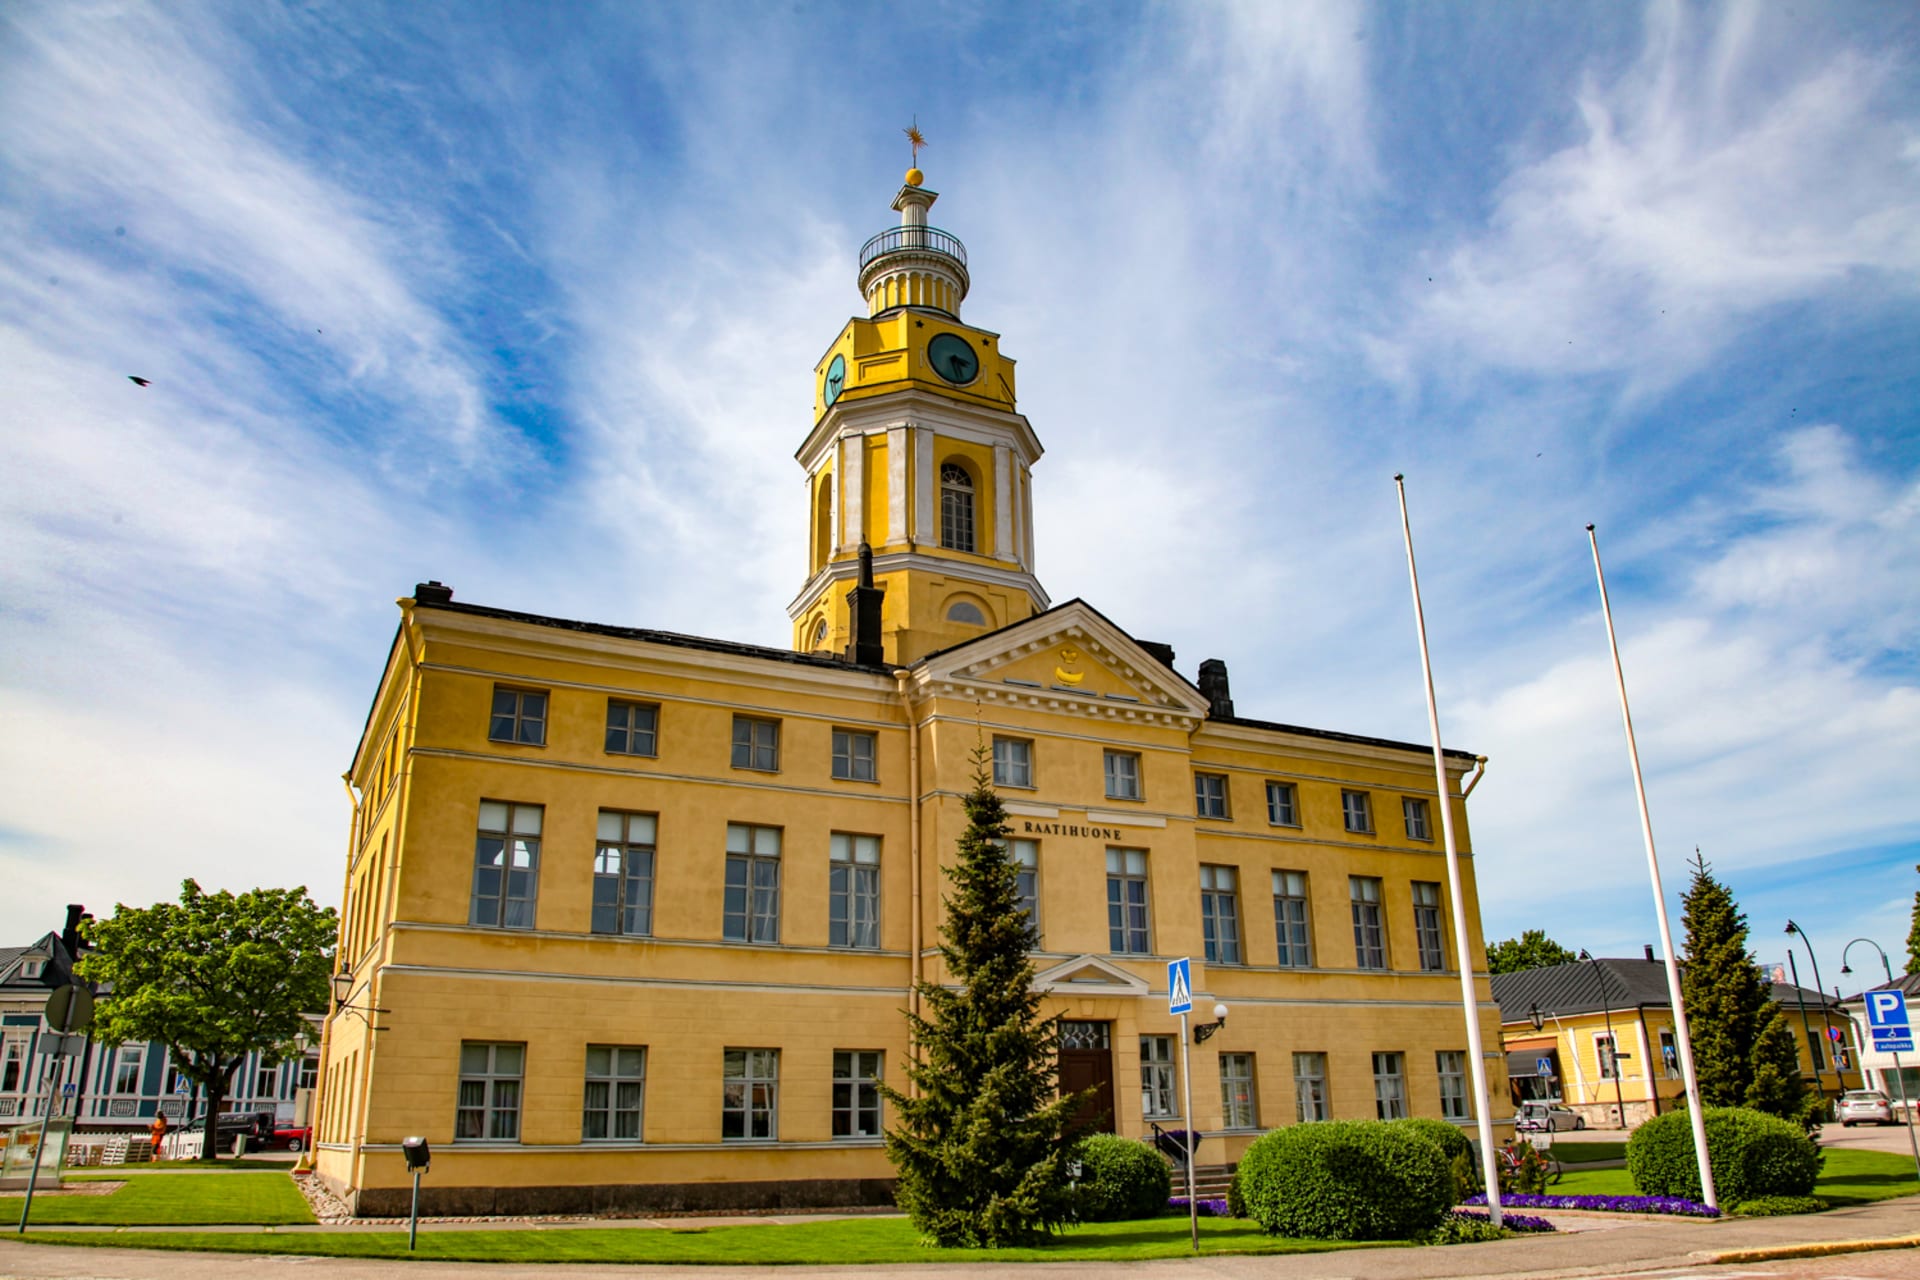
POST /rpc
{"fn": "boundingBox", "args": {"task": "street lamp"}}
[1192,1003,1229,1044]
[1580,950,1629,1128]
[1839,937,1920,1181]
[331,968,389,1027]
[1784,921,1838,1108]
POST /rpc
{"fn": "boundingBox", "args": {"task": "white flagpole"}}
[1586,524,1717,1210]
[1395,476,1502,1225]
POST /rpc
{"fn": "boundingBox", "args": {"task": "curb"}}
[1705,1233,1920,1264]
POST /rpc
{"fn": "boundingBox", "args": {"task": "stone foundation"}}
[346,1176,897,1219]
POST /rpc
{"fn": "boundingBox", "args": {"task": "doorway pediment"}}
[1032,954,1152,997]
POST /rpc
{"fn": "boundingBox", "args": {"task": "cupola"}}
[857,173,969,319]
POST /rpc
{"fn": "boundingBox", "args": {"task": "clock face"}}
[823,353,846,407]
[927,333,980,385]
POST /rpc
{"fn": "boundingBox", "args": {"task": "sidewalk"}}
[0,1195,1914,1279]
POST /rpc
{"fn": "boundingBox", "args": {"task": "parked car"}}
[1514,1101,1585,1132]
[265,1124,311,1153]
[183,1110,276,1151]
[1838,1090,1894,1127]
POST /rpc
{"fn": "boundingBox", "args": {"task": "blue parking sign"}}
[1869,990,1913,1052]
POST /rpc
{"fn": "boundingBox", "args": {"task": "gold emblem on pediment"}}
[1054,645,1085,686]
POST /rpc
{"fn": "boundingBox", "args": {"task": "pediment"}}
[910,600,1209,727]
[1031,954,1152,996]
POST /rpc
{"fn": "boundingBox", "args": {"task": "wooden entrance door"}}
[1059,1020,1115,1134]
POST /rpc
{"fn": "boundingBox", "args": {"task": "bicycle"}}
[1496,1134,1563,1191]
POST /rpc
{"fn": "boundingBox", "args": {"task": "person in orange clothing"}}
[148,1111,169,1161]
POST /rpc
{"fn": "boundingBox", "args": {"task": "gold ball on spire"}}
[905,167,924,187]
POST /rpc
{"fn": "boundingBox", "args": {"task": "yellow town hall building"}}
[315,167,1509,1215]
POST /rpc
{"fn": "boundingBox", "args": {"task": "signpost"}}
[18,985,92,1233]
[1863,989,1920,1181]
[1167,958,1198,1253]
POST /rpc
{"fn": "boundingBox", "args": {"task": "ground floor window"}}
[1372,1051,1406,1120]
[832,1050,883,1138]
[1294,1052,1328,1122]
[1219,1052,1257,1129]
[1436,1050,1470,1121]
[456,1042,524,1141]
[723,1048,779,1140]
[582,1045,645,1141]
[1140,1036,1177,1120]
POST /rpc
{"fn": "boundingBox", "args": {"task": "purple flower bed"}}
[1464,1192,1720,1218]
[1448,1208,1557,1234]
[1167,1196,1231,1218]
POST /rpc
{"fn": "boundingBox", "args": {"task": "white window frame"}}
[593,811,656,937]
[1194,772,1229,819]
[1265,781,1298,827]
[1350,875,1386,970]
[723,823,782,943]
[730,716,780,772]
[1200,864,1241,965]
[992,736,1033,789]
[471,800,541,929]
[112,1044,145,1096]
[604,699,659,756]
[1220,1052,1258,1129]
[1293,1051,1328,1122]
[1595,1032,1619,1080]
[1437,1050,1470,1121]
[832,1049,884,1139]
[1011,838,1040,936]
[1412,880,1445,972]
[722,1048,779,1141]
[831,728,877,782]
[1372,1050,1407,1120]
[456,1041,524,1142]
[829,832,881,949]
[1341,789,1373,833]
[1402,796,1431,840]
[582,1045,646,1142]
[1104,750,1142,801]
[1106,847,1151,954]
[1140,1035,1178,1120]
[1273,870,1313,968]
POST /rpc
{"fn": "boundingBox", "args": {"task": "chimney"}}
[1198,658,1234,719]
[62,904,91,956]
[413,580,453,605]
[1138,640,1176,671]
[1644,944,1656,963]
[845,544,885,667]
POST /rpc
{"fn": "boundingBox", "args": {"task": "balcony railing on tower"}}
[859,225,967,272]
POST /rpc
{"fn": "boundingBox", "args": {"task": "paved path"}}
[0,1196,1914,1280]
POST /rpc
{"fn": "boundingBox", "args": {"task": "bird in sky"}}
[128,376,150,387]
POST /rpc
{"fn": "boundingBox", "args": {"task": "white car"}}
[1838,1090,1894,1126]
[1515,1101,1585,1132]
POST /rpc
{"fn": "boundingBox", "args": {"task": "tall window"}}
[2,1035,27,1093]
[1140,1036,1177,1119]
[1011,839,1040,934]
[1273,870,1313,968]
[1402,796,1431,840]
[1372,1051,1407,1119]
[832,1050,883,1138]
[992,737,1032,788]
[1294,1052,1328,1122]
[724,824,782,943]
[731,716,780,771]
[471,801,541,929]
[1194,773,1229,819]
[1412,881,1445,972]
[1199,865,1240,964]
[1220,1053,1257,1129]
[1436,1050,1470,1121]
[1660,1029,1681,1080]
[582,1045,645,1141]
[831,729,876,782]
[593,811,655,937]
[113,1045,144,1095]
[254,1059,278,1099]
[1596,1034,1619,1080]
[1350,876,1386,969]
[1341,789,1373,833]
[456,1042,523,1141]
[605,700,658,756]
[1265,781,1298,826]
[1104,751,1142,801]
[1106,848,1150,954]
[940,463,976,552]
[298,1056,318,1090]
[829,833,881,949]
[722,1048,779,1140]
[489,687,547,745]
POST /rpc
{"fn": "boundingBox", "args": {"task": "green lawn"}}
[1,1171,313,1225]
[1554,1148,1917,1207]
[1553,1141,1626,1164]
[21,1216,1384,1264]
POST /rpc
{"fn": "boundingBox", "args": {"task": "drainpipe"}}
[894,670,922,1072]
[1460,755,1489,798]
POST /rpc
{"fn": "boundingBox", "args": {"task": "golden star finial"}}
[904,118,927,166]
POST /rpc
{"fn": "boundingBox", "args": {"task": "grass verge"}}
[19,1216,1385,1264]
[0,1171,312,1225]
[1555,1148,1917,1208]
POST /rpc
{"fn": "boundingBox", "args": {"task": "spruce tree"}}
[882,750,1084,1246]
[1678,852,1809,1120]
[1906,863,1920,976]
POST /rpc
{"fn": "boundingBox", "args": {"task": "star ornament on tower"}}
[904,119,927,165]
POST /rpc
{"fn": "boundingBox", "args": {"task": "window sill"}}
[830,775,882,786]
[606,750,659,760]
[487,738,549,750]
[1196,813,1232,822]
[731,765,782,775]
[1104,795,1145,804]
[1268,821,1303,830]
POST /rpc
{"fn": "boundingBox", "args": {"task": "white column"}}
[887,426,908,544]
[993,444,1013,561]
[1022,463,1036,575]
[913,426,934,542]
[841,434,865,550]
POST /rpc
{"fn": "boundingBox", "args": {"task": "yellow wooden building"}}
[314,167,1508,1215]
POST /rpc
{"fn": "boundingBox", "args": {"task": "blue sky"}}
[2,0,1916,985]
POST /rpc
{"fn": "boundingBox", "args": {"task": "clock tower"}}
[789,167,1046,665]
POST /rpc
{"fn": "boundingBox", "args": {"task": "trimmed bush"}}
[1226,1166,1247,1219]
[1072,1134,1172,1222]
[1386,1117,1476,1202]
[1237,1120,1452,1240]
[1627,1107,1821,1205]
[1730,1195,1826,1217]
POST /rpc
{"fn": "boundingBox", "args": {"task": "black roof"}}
[1493,957,1850,1022]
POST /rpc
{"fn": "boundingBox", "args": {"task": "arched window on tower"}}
[940,463,976,553]
[814,475,833,570]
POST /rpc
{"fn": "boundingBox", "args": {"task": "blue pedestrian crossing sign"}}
[1167,958,1193,1015]
[1867,990,1913,1053]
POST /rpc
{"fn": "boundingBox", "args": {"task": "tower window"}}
[946,600,986,625]
[940,463,975,552]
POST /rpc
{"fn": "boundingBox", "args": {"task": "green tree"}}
[78,880,335,1161]
[1678,853,1808,1120]
[1487,929,1577,975]
[881,751,1083,1246]
[1906,863,1919,976]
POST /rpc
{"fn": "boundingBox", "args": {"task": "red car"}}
[265,1125,311,1153]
